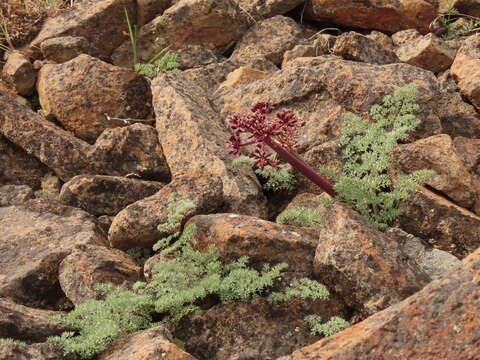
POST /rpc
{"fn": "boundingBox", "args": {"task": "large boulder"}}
[0,198,106,308]
[37,55,152,143]
[279,247,480,360]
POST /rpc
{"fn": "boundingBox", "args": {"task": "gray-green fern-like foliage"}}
[334,84,436,230]
[232,155,296,192]
[134,51,181,79]
[0,338,27,346]
[275,207,322,227]
[304,315,350,337]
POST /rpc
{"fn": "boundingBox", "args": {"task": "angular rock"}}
[28,0,135,59]
[332,31,399,65]
[0,343,78,360]
[1,52,36,96]
[59,245,142,305]
[187,213,318,274]
[137,0,172,26]
[87,123,171,181]
[304,0,437,33]
[175,296,347,360]
[111,0,250,67]
[391,28,422,46]
[391,134,480,211]
[314,203,430,316]
[0,298,70,342]
[279,247,480,360]
[152,73,267,217]
[395,33,456,73]
[98,326,197,360]
[0,185,34,207]
[59,175,165,216]
[175,45,224,70]
[453,136,480,174]
[385,227,461,280]
[218,66,269,89]
[398,186,480,259]
[0,93,94,182]
[0,197,106,308]
[366,30,394,51]
[40,36,96,63]
[231,15,305,66]
[108,174,223,250]
[451,34,480,110]
[37,55,152,143]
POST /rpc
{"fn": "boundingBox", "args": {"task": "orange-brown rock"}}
[108,174,223,250]
[391,28,423,46]
[187,213,318,274]
[136,0,172,26]
[218,66,269,89]
[332,31,399,64]
[152,73,267,217]
[111,0,250,67]
[175,45,223,70]
[395,33,456,72]
[0,343,78,360]
[1,52,36,96]
[453,136,480,174]
[0,197,106,308]
[175,296,347,360]
[59,245,142,305]
[0,92,94,182]
[0,185,34,206]
[231,16,305,66]
[279,246,480,360]
[37,55,152,143]
[28,0,135,59]
[366,30,395,51]
[391,134,480,211]
[0,298,71,342]
[451,34,480,110]
[59,175,165,216]
[314,203,430,316]
[305,0,437,34]
[40,36,96,63]
[398,186,480,258]
[98,326,198,360]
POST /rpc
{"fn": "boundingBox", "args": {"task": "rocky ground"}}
[0,0,479,359]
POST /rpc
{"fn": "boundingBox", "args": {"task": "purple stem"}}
[264,136,337,197]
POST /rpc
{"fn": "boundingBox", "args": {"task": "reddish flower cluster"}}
[227,101,305,168]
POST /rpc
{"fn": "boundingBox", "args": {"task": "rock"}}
[175,45,224,70]
[386,227,461,280]
[453,136,480,174]
[332,31,399,65]
[98,326,197,360]
[37,54,152,143]
[59,245,142,305]
[391,29,422,46]
[136,0,172,26]
[214,57,442,153]
[0,185,34,206]
[59,175,165,216]
[87,123,171,182]
[97,215,114,237]
[0,298,70,342]
[218,66,269,89]
[279,247,480,360]
[0,343,78,360]
[231,16,305,66]
[436,70,480,139]
[438,0,480,17]
[111,0,250,67]
[175,296,347,360]
[304,0,436,34]
[40,36,96,63]
[391,134,480,211]
[1,52,36,96]
[108,174,223,250]
[28,0,135,59]
[314,203,430,317]
[395,33,456,73]
[0,197,106,308]
[366,30,394,51]
[0,93,94,182]
[0,134,49,190]
[451,34,480,110]
[152,73,267,217]
[232,0,305,19]
[187,213,318,274]
[398,186,480,259]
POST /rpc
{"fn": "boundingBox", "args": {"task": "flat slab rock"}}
[279,246,480,360]
[0,198,106,308]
